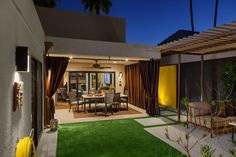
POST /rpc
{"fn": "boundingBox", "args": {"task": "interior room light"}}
[69,56,73,62]
[113,61,117,64]
[125,58,129,61]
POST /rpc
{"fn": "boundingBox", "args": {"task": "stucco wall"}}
[0,0,44,156]
[65,63,125,93]
[37,7,126,42]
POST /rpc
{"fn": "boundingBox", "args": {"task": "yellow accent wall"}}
[158,65,177,109]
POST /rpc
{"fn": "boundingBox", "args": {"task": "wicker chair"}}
[120,89,128,110]
[112,93,121,112]
[188,101,236,138]
[104,92,115,114]
[68,92,85,112]
[57,88,69,102]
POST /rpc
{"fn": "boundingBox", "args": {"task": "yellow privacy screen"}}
[158,65,177,109]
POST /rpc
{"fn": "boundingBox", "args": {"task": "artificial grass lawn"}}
[57,119,185,157]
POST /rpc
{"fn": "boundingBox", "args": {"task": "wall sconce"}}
[118,72,123,86]
[15,46,29,72]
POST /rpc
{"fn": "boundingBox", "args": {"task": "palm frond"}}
[81,0,112,15]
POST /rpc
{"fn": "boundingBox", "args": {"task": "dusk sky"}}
[56,0,236,45]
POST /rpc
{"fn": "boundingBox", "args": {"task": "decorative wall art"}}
[118,72,123,86]
[13,82,23,111]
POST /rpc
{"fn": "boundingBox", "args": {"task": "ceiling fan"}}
[91,60,112,69]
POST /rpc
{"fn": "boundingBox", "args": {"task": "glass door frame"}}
[68,71,116,93]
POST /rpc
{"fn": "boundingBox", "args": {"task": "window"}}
[69,71,115,93]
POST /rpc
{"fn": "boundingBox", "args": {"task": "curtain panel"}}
[45,57,69,126]
[125,64,146,109]
[140,59,160,116]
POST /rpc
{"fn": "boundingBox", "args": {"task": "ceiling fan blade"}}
[100,67,112,69]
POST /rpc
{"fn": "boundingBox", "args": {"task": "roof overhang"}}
[46,36,161,60]
[157,21,236,55]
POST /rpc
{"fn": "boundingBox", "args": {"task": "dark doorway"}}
[31,58,43,146]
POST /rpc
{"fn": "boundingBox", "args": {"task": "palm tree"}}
[189,0,195,32]
[33,0,59,8]
[214,0,219,27]
[81,0,112,15]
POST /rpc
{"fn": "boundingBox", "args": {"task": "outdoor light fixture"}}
[69,56,73,62]
[15,46,29,72]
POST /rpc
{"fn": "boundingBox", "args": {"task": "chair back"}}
[58,88,69,100]
[104,92,114,104]
[124,89,128,96]
[113,93,120,103]
[68,92,77,103]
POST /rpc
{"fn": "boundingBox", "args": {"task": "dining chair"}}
[105,92,121,114]
[112,93,121,112]
[104,92,114,114]
[68,91,85,112]
[57,87,69,102]
[120,89,128,110]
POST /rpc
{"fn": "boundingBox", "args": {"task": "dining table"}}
[81,94,128,115]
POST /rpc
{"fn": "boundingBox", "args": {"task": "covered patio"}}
[44,36,161,124]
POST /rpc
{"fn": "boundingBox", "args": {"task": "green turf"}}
[57,119,185,157]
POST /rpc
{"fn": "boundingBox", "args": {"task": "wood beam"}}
[162,29,236,52]
[199,47,236,55]
[200,55,204,102]
[177,39,236,53]
[177,53,181,122]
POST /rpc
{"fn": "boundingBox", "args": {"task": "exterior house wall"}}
[0,0,44,156]
[65,63,125,94]
[36,7,126,42]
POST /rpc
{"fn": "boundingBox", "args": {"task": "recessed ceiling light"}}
[125,58,129,61]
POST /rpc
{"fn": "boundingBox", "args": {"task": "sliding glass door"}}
[97,73,115,91]
[69,71,115,93]
[89,73,97,92]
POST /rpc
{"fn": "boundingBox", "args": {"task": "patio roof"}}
[157,21,236,55]
[158,30,198,46]
[46,36,161,60]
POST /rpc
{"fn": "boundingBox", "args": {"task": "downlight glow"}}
[14,72,21,82]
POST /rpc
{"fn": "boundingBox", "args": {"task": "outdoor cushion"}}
[189,102,210,116]
[189,115,233,128]
[227,116,236,122]
[225,102,234,116]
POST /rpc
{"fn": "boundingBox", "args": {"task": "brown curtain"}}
[140,59,160,116]
[45,57,69,126]
[125,64,146,109]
